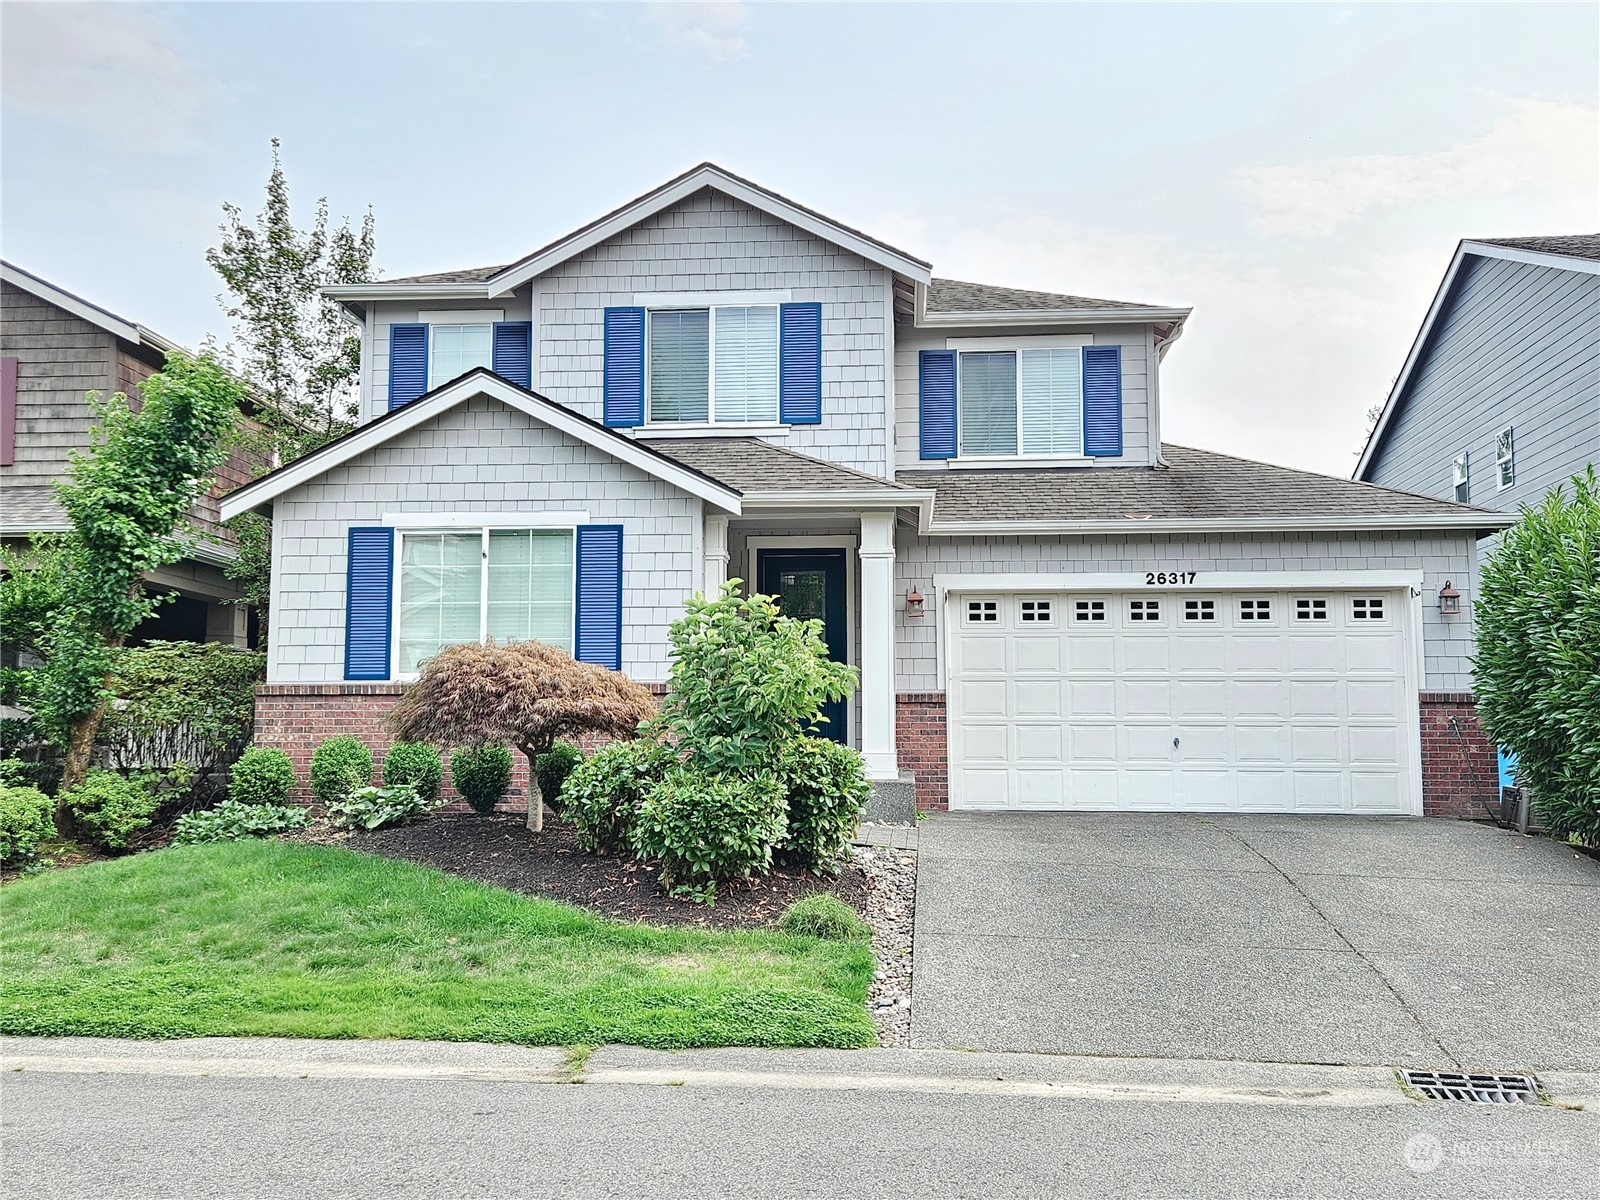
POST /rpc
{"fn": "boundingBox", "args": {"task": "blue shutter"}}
[603,308,645,427]
[388,324,428,410]
[919,350,957,460]
[344,527,394,681]
[574,525,623,671]
[1082,345,1123,457]
[778,302,822,424]
[491,321,532,388]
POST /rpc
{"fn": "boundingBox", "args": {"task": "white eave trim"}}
[484,165,933,294]
[933,570,1425,593]
[918,304,1193,329]
[741,488,935,519]
[1356,239,1599,479]
[322,283,492,302]
[918,512,1516,536]
[218,371,743,521]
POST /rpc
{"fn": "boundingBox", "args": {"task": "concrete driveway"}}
[911,813,1600,1071]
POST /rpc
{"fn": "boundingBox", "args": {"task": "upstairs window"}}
[1452,451,1470,503]
[429,324,493,388]
[958,348,1085,458]
[1495,426,1515,490]
[648,305,778,424]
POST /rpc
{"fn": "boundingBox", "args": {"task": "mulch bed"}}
[350,813,871,931]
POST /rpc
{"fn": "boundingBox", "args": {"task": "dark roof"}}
[1469,235,1600,263]
[0,486,66,527]
[383,265,509,285]
[898,445,1498,524]
[638,437,914,494]
[927,278,1170,314]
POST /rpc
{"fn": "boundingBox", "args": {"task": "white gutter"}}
[323,283,491,302]
[741,489,936,526]
[916,306,1193,329]
[917,511,1517,537]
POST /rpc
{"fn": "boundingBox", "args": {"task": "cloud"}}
[646,2,751,63]
[1237,98,1599,237]
[1,3,211,153]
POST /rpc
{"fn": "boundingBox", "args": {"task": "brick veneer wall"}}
[893,690,1497,819]
[896,692,948,812]
[1419,692,1497,819]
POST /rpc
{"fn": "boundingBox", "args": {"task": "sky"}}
[2,1,1596,476]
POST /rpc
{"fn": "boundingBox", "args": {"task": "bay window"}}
[958,346,1087,458]
[648,304,779,424]
[397,527,575,674]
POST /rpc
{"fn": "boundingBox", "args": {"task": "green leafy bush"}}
[776,738,871,874]
[652,583,858,774]
[327,783,438,831]
[0,784,54,864]
[228,747,296,807]
[778,893,870,942]
[1476,467,1600,843]
[564,738,676,855]
[62,770,161,851]
[310,736,373,807]
[173,799,309,845]
[384,742,443,803]
[98,642,265,789]
[630,767,787,896]
[536,741,584,812]
[450,744,512,815]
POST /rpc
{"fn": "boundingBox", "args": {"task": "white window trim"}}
[416,310,505,325]
[1495,425,1515,491]
[644,302,782,428]
[383,511,589,529]
[1451,450,1470,502]
[634,289,791,308]
[391,521,578,682]
[954,344,1091,461]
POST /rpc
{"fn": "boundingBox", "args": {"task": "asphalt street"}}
[4,1038,1596,1199]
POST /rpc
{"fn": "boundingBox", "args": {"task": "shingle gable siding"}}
[1365,255,1600,510]
[266,394,699,685]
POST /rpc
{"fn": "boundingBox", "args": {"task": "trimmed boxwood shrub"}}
[228,747,296,807]
[173,798,309,845]
[384,742,443,803]
[564,738,675,855]
[776,738,871,874]
[629,766,788,897]
[779,894,870,942]
[1476,466,1600,843]
[0,784,54,864]
[536,741,584,813]
[310,736,373,807]
[62,770,160,851]
[450,744,512,815]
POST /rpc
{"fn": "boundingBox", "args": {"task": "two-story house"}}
[1,261,261,648]
[223,164,1511,818]
[1357,236,1600,553]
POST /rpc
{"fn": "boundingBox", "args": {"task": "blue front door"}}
[757,549,849,744]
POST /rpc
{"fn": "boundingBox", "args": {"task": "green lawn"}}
[0,840,875,1048]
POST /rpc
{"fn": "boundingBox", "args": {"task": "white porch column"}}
[858,510,899,780]
[704,513,730,596]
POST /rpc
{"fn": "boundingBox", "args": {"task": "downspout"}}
[1150,320,1185,468]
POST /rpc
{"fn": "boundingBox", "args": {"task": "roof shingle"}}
[926,278,1170,314]
[1469,235,1600,263]
[898,445,1498,524]
[638,438,913,495]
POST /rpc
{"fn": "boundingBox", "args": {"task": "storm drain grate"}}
[1399,1069,1542,1104]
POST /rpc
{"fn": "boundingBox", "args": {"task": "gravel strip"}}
[852,843,917,1047]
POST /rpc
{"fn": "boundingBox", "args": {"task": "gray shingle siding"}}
[1364,254,1600,510]
[267,395,698,684]
[893,529,1480,693]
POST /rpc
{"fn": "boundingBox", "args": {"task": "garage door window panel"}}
[1350,596,1386,622]
[1073,599,1107,623]
[965,598,1000,625]
[1295,597,1330,622]
[1183,598,1218,622]
[1018,597,1055,624]
[1128,597,1163,623]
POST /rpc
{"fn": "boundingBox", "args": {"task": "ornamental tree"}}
[40,351,242,825]
[1474,466,1600,843]
[387,640,655,831]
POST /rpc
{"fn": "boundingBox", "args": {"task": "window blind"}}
[486,530,574,651]
[398,533,481,675]
[713,305,779,423]
[1020,348,1083,456]
[648,309,710,422]
[959,352,1017,456]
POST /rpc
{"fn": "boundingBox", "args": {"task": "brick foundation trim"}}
[895,692,947,812]
[1418,692,1497,820]
[253,683,533,812]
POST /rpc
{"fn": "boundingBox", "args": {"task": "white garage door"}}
[948,588,1418,814]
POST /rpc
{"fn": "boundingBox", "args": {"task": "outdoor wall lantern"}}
[905,588,926,619]
[1438,581,1461,616]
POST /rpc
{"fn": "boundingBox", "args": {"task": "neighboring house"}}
[1357,236,1600,547]
[223,164,1512,818]
[1,261,260,649]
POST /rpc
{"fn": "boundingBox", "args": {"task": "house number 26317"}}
[1145,571,1197,585]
